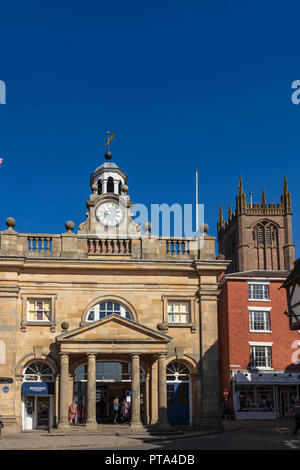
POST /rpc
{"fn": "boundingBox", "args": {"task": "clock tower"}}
[78,148,140,236]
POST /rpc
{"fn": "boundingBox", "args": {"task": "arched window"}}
[23,361,54,382]
[254,222,278,248]
[166,361,191,382]
[253,221,280,270]
[97,180,102,195]
[107,177,114,193]
[86,301,132,322]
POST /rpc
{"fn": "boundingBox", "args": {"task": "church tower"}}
[217,177,295,273]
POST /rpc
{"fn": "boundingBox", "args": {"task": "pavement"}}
[0,417,296,450]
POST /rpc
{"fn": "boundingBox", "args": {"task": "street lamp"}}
[282,258,300,330]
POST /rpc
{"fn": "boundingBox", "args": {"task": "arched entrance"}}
[21,361,55,430]
[166,361,191,425]
[73,360,145,424]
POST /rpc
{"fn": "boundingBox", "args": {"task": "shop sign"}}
[0,378,13,384]
[2,386,9,393]
[234,371,300,384]
[21,382,54,395]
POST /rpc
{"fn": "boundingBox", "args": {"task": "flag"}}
[0,158,3,166]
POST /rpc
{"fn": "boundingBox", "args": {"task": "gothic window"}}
[254,222,278,248]
[107,177,114,193]
[253,221,279,270]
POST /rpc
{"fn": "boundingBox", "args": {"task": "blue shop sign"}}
[22,382,54,395]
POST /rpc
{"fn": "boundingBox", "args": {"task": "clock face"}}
[95,200,124,227]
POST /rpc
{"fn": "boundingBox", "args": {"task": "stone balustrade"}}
[165,239,190,256]
[0,229,216,260]
[87,238,131,255]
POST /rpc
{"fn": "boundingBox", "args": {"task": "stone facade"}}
[0,151,228,434]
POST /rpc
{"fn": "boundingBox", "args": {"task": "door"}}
[37,397,50,429]
[24,396,35,430]
[167,383,189,424]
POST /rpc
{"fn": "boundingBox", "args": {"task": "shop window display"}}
[236,385,275,411]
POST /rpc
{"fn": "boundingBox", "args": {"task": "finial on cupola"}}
[104,131,115,161]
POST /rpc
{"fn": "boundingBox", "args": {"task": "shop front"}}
[22,381,54,430]
[232,370,300,420]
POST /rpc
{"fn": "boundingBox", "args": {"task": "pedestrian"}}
[113,397,119,424]
[122,399,130,423]
[288,397,300,435]
[68,402,77,426]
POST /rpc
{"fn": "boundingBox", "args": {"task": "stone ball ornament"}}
[6,217,16,229]
[200,223,209,233]
[65,220,75,232]
[143,222,152,233]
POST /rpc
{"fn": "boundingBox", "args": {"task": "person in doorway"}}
[113,397,120,424]
[288,397,300,435]
[122,399,130,424]
[76,399,83,425]
[68,402,77,426]
[99,398,106,421]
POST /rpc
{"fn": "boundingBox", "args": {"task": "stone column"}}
[157,353,170,428]
[131,354,142,428]
[144,372,150,425]
[150,359,158,425]
[113,179,120,194]
[86,353,97,429]
[102,179,108,193]
[58,353,70,429]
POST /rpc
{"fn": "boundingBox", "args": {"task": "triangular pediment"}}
[56,315,172,344]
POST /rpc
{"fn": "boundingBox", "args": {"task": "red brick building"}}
[217,178,299,419]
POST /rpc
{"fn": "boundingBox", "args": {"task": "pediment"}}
[56,315,172,344]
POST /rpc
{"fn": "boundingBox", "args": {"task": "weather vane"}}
[104,131,115,151]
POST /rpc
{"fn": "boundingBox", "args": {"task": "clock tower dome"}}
[78,147,140,236]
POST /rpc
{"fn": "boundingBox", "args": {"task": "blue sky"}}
[0,0,299,257]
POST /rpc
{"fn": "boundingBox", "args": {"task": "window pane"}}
[87,301,132,321]
[249,284,269,300]
[250,311,270,331]
[87,311,94,321]
[167,385,175,406]
[167,302,190,323]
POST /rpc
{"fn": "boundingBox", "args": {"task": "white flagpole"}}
[196,168,198,238]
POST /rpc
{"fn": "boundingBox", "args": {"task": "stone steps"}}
[46,424,183,437]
